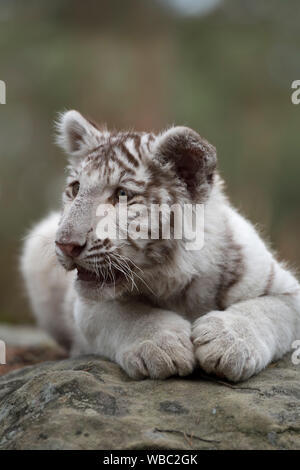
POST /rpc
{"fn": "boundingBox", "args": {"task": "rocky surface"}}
[0,338,300,449]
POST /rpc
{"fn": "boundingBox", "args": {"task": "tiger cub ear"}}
[154,126,217,200]
[55,110,105,159]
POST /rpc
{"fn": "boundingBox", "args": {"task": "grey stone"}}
[0,350,300,449]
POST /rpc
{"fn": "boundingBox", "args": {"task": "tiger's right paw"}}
[118,326,196,380]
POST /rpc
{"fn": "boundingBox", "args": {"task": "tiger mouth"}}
[76,266,125,287]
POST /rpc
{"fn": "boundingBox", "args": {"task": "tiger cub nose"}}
[55,241,86,258]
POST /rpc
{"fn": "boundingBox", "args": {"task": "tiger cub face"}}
[55,110,217,300]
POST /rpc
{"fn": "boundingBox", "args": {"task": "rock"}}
[0,350,300,450]
[0,345,68,377]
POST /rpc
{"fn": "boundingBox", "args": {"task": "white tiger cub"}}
[21,110,300,382]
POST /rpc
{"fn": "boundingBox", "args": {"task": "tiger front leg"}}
[74,298,196,380]
[192,293,300,382]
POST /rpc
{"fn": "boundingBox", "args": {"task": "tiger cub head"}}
[55,110,217,300]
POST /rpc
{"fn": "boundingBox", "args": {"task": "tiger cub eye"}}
[116,188,127,198]
[71,181,80,198]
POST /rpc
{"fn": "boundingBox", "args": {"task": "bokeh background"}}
[0,0,299,323]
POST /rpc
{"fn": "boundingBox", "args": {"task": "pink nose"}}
[56,241,85,258]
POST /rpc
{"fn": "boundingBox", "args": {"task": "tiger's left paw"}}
[191,312,271,382]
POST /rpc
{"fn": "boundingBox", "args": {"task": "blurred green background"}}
[0,0,299,323]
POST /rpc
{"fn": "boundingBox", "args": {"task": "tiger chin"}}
[21,110,300,382]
